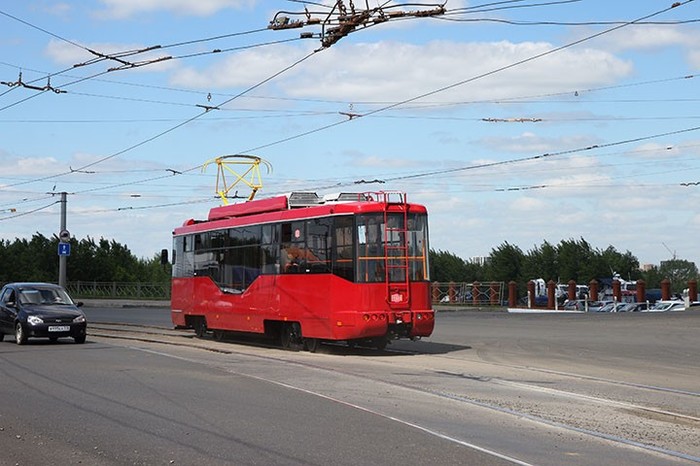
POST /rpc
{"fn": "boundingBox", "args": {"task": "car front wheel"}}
[15,322,27,345]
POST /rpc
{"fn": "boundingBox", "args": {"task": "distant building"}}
[640,263,655,272]
[469,256,490,266]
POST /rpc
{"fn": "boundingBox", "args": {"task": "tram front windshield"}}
[355,213,428,283]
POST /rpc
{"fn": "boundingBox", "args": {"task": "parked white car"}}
[645,300,686,312]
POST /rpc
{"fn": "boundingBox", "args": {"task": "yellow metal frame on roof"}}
[202,154,272,204]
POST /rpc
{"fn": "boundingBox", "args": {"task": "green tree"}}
[640,265,663,289]
[658,259,699,294]
[521,240,558,283]
[429,249,469,282]
[599,246,640,282]
[0,233,170,286]
[139,253,172,282]
[486,242,524,283]
[556,238,597,283]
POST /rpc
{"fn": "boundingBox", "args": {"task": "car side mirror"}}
[76,301,84,308]
[5,300,16,308]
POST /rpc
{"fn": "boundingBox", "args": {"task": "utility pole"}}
[58,192,69,287]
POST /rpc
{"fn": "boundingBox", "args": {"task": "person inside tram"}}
[281,244,319,273]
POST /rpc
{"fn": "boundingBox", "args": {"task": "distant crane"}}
[662,242,677,261]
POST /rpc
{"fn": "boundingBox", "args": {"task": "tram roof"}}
[175,191,427,233]
[207,191,408,221]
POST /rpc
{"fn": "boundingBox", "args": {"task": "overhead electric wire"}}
[437,16,700,25]
[3,1,697,210]
[7,56,694,118]
[0,67,114,112]
[382,124,700,183]
[15,0,691,202]
[444,0,582,15]
[223,1,695,156]
[0,200,58,221]
[0,8,306,113]
[167,36,306,61]
[2,47,324,195]
[0,8,90,53]
[153,27,269,50]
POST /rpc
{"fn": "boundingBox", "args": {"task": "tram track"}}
[88,323,700,464]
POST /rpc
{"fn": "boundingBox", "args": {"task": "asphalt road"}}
[0,338,505,466]
[1,306,698,465]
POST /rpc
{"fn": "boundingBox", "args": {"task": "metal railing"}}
[431,282,505,306]
[66,280,503,305]
[67,281,170,299]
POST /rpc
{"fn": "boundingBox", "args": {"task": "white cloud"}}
[479,131,601,154]
[96,0,258,18]
[279,40,633,102]
[598,25,700,52]
[171,44,313,89]
[41,3,72,16]
[689,49,700,69]
[510,196,546,212]
[589,25,700,70]
[170,39,632,103]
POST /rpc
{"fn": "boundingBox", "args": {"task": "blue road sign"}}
[58,242,71,256]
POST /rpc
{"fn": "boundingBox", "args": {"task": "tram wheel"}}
[374,338,388,351]
[280,323,301,350]
[304,338,320,353]
[194,318,207,338]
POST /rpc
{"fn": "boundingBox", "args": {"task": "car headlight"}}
[27,316,44,325]
[73,315,86,323]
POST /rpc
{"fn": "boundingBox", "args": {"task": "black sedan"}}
[0,282,87,345]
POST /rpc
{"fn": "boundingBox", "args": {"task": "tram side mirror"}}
[160,248,169,265]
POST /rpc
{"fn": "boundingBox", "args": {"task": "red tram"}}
[171,191,434,350]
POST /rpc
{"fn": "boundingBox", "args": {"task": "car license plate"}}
[48,325,70,332]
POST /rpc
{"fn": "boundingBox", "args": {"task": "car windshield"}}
[651,302,673,310]
[19,287,73,305]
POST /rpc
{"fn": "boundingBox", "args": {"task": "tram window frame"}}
[210,229,228,249]
[332,215,355,281]
[261,223,280,274]
[356,214,385,283]
[305,217,332,273]
[231,225,262,245]
[262,223,279,245]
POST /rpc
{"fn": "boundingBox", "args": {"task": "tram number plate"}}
[48,325,70,332]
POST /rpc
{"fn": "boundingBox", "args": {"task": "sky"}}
[1,0,699,271]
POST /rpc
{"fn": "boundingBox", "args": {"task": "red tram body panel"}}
[171,191,434,349]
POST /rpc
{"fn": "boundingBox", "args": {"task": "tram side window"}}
[356,214,385,283]
[281,221,306,273]
[306,218,331,273]
[210,229,228,249]
[407,214,429,281]
[212,226,261,290]
[219,243,261,290]
[332,216,354,281]
[231,225,262,246]
[172,235,194,278]
[261,224,280,274]
[385,213,407,283]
